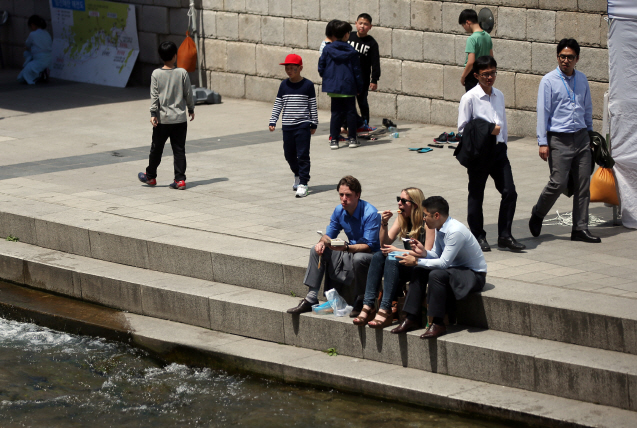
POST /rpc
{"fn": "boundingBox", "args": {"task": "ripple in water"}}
[0,317,513,427]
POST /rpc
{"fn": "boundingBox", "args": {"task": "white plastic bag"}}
[325,289,353,317]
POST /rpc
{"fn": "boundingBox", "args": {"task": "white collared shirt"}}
[416,217,487,272]
[458,84,508,143]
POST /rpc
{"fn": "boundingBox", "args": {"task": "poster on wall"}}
[48,0,139,88]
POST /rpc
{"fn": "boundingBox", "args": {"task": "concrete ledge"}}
[0,240,636,411]
[1,197,636,357]
[0,280,635,428]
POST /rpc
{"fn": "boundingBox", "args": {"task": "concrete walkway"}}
[1,70,636,303]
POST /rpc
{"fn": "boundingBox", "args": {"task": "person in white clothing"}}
[457,56,525,252]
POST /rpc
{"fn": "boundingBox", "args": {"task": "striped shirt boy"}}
[269,78,318,130]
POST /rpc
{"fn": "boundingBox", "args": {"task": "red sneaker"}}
[138,172,157,186]
[169,180,186,190]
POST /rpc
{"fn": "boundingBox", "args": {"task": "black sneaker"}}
[434,132,454,143]
[383,118,397,128]
[348,137,361,148]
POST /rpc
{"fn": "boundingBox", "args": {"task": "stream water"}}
[0,316,515,427]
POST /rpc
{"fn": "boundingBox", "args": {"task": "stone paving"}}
[1,70,636,300]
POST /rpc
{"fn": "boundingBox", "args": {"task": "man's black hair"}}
[337,175,362,195]
[422,196,450,217]
[325,20,339,38]
[458,9,478,25]
[28,15,47,29]
[473,56,497,75]
[357,13,373,24]
[557,38,580,57]
[158,41,178,62]
[333,21,353,40]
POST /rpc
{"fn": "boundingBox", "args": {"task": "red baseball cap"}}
[280,54,303,66]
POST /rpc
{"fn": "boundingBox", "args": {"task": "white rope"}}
[542,210,606,227]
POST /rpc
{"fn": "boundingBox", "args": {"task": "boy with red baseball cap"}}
[269,54,319,198]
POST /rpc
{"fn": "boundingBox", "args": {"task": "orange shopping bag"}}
[590,167,620,206]
[177,32,197,72]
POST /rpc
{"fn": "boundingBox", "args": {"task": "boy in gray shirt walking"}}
[138,41,195,190]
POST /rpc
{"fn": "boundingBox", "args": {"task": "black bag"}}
[563,131,614,197]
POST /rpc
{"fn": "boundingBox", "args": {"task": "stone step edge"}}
[1,200,636,355]
[0,240,635,412]
[0,281,633,428]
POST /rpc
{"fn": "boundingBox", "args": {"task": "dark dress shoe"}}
[497,236,526,251]
[420,323,447,339]
[287,299,314,314]
[477,237,491,252]
[390,318,420,334]
[529,213,543,237]
[571,229,601,243]
[349,295,365,318]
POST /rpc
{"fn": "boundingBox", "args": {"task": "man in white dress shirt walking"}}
[457,56,525,252]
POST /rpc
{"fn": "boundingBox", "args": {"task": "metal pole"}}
[189,0,203,88]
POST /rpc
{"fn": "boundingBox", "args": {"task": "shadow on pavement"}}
[0,70,148,115]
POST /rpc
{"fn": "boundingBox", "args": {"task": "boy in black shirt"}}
[348,13,380,129]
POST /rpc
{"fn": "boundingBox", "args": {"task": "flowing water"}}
[0,317,514,427]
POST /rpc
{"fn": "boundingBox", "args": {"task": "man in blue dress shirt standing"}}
[287,175,381,315]
[529,39,601,243]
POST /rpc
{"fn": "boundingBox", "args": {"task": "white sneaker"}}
[293,175,300,191]
[296,184,308,198]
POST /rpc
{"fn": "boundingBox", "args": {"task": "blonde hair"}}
[398,187,426,240]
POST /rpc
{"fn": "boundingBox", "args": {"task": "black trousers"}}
[401,267,430,317]
[467,143,517,239]
[356,86,370,124]
[146,122,187,182]
[282,127,311,185]
[402,267,485,320]
[465,73,479,92]
[330,96,358,140]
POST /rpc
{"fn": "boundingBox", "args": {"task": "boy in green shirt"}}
[459,9,493,92]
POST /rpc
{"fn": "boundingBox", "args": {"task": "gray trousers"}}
[303,247,373,303]
[533,128,591,231]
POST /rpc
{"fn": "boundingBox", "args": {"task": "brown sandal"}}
[353,305,376,325]
[368,309,393,329]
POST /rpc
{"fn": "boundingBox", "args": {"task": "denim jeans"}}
[363,251,413,311]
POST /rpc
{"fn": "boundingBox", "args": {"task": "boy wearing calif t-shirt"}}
[347,13,380,130]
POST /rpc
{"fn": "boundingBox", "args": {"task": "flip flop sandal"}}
[408,147,424,151]
[353,306,377,326]
[368,309,394,329]
[418,148,433,153]
[429,143,444,148]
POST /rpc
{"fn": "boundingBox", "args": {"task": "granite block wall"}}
[1,0,609,135]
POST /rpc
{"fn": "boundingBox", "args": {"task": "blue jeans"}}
[363,251,413,311]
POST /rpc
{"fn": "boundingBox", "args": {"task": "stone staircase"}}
[0,197,636,426]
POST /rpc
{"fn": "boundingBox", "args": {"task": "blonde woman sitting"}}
[353,188,435,328]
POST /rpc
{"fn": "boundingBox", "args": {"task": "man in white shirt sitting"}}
[393,196,487,339]
[457,56,525,252]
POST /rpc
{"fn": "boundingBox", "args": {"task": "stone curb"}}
[0,279,633,428]
[1,196,636,355]
[0,239,635,411]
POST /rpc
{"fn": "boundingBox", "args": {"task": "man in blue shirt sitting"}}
[287,175,380,316]
[529,38,600,243]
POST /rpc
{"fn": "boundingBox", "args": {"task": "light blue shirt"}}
[416,217,487,272]
[325,199,381,252]
[536,67,593,145]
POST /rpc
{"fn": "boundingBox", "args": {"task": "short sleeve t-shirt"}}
[465,30,493,65]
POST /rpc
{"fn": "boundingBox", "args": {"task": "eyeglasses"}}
[477,71,497,78]
[558,54,576,61]
[396,196,412,204]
